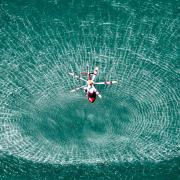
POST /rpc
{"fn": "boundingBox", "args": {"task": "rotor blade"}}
[87,64,90,80]
[70,86,86,93]
[94,81,118,85]
[94,88,102,98]
[69,72,87,82]
[80,72,88,75]
[91,66,98,81]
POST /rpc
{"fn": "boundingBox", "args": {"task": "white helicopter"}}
[69,65,118,103]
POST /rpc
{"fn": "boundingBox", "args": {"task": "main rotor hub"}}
[87,80,94,85]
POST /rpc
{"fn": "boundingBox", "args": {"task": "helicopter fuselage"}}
[87,91,96,103]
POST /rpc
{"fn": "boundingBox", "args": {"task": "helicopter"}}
[69,65,118,103]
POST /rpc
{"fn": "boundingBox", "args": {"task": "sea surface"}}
[0,0,179,179]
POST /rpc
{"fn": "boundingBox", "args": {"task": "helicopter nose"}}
[88,97,95,103]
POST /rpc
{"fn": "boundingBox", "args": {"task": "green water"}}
[0,0,180,179]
